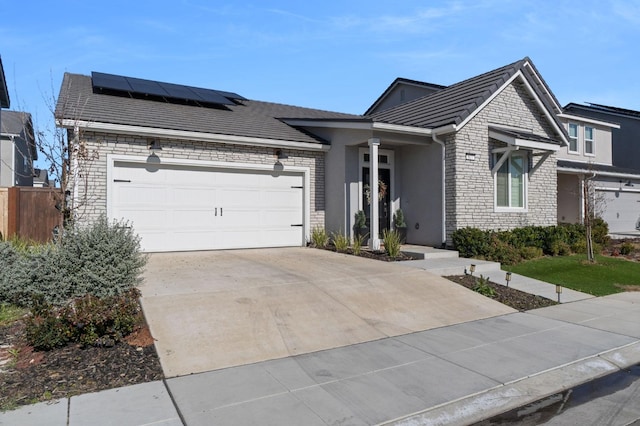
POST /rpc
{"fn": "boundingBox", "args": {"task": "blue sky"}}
[2,0,640,140]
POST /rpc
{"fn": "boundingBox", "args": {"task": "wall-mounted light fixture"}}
[275,149,288,160]
[148,140,162,154]
[465,152,476,161]
[625,180,635,187]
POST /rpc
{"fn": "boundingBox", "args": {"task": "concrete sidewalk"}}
[3,292,640,426]
[400,247,594,303]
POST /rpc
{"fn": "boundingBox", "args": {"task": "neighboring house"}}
[0,55,9,109]
[0,110,36,187]
[56,57,568,252]
[32,168,50,187]
[556,103,640,236]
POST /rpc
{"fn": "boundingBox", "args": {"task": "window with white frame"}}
[568,123,578,153]
[584,126,594,155]
[495,152,527,209]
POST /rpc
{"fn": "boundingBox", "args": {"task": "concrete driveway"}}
[140,247,514,377]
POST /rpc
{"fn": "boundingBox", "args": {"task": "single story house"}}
[56,57,570,252]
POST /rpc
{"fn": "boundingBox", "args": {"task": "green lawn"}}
[503,254,640,296]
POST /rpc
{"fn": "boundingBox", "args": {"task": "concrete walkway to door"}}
[140,247,515,378]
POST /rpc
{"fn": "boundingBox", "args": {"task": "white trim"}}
[595,186,640,194]
[455,70,568,146]
[523,60,563,112]
[557,113,620,129]
[372,122,433,136]
[584,125,595,156]
[494,151,528,212]
[59,119,329,152]
[557,167,640,180]
[489,129,561,152]
[567,122,579,153]
[106,154,312,245]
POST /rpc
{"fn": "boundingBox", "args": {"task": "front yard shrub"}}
[520,246,543,260]
[451,227,491,258]
[620,242,634,255]
[25,289,141,350]
[453,220,613,265]
[331,231,350,252]
[487,235,521,265]
[591,217,610,245]
[382,229,402,258]
[0,216,147,308]
[56,216,147,299]
[309,226,329,248]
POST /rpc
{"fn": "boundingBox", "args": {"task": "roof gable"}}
[364,78,446,116]
[367,57,567,143]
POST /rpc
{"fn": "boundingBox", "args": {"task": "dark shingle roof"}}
[55,73,360,145]
[564,102,640,121]
[558,160,640,177]
[0,56,9,109]
[368,57,562,131]
[0,110,36,159]
[364,77,446,116]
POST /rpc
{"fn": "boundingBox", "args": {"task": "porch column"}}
[368,138,380,250]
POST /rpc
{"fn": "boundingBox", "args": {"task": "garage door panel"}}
[111,162,305,252]
[599,190,640,233]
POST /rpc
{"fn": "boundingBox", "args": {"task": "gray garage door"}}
[599,190,640,233]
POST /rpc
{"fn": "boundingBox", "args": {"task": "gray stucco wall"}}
[0,136,33,186]
[0,137,12,186]
[73,132,325,231]
[396,143,443,245]
[557,173,581,223]
[445,80,558,243]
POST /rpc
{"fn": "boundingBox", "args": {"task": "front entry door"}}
[362,167,391,238]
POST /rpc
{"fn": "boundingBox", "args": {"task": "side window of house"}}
[568,123,578,153]
[584,126,594,155]
[496,153,526,209]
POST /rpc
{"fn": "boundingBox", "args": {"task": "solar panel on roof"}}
[92,72,132,92]
[90,71,243,107]
[126,77,169,98]
[190,87,235,105]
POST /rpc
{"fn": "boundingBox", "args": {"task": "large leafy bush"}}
[0,216,147,307]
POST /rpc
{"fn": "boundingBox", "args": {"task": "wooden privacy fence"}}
[0,187,63,243]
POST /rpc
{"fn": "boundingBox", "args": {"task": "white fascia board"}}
[372,122,433,136]
[523,60,563,112]
[457,70,568,146]
[455,72,521,131]
[488,129,561,152]
[557,113,621,129]
[558,167,640,180]
[516,71,569,146]
[59,119,330,152]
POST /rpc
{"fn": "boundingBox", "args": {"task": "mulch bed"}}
[445,275,558,311]
[317,245,414,261]
[0,317,163,411]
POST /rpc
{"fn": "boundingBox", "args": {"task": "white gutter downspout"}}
[431,130,448,247]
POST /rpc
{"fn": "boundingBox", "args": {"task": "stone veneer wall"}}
[445,81,558,244]
[73,131,325,229]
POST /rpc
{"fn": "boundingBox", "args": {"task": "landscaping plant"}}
[331,231,350,252]
[382,229,402,258]
[309,226,329,248]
